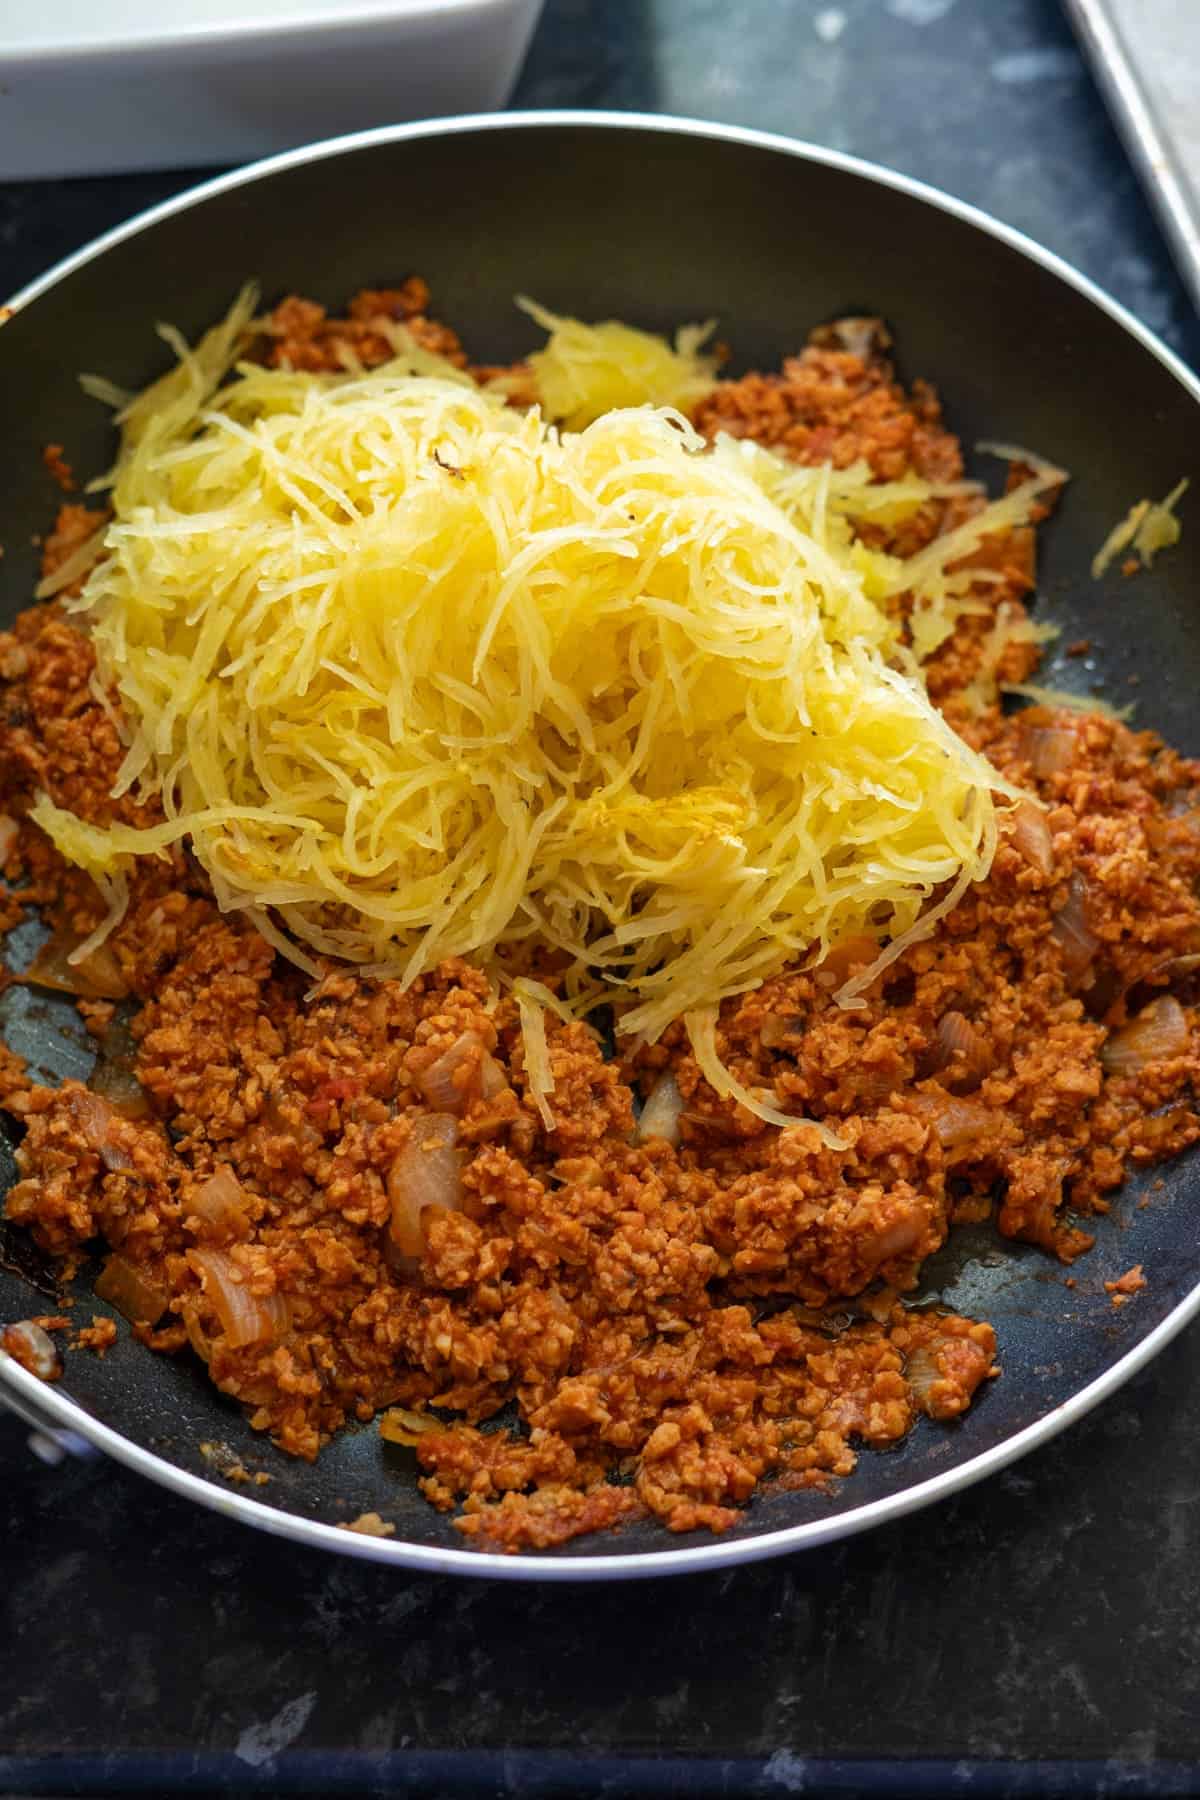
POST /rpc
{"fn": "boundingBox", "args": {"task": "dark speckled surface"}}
[3,1,1200,1793]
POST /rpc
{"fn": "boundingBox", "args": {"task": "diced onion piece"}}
[415,1031,508,1117]
[415,1031,482,1114]
[186,1248,289,1350]
[867,1213,924,1263]
[912,1092,995,1149]
[90,1015,151,1119]
[514,982,556,1131]
[1017,712,1080,780]
[932,1012,992,1091]
[1051,874,1099,986]
[188,1167,249,1240]
[25,930,128,1001]
[89,1059,150,1119]
[388,1114,463,1257]
[1006,798,1053,876]
[94,1252,168,1326]
[1102,996,1189,1076]
[184,1312,213,1364]
[64,1087,134,1172]
[905,1343,975,1419]
[1,1319,62,1381]
[380,1406,442,1447]
[685,1006,845,1150]
[904,1346,940,1407]
[636,1071,684,1145]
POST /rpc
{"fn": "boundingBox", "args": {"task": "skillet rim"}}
[3,107,1199,1582]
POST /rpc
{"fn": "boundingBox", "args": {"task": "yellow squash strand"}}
[39,299,1052,1126]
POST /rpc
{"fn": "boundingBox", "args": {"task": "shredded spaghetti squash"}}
[1091,478,1189,579]
[509,296,720,428]
[37,293,1046,1118]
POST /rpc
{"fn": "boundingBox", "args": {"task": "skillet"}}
[1,111,1199,1580]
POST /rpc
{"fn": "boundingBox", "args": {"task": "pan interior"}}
[2,118,1198,1565]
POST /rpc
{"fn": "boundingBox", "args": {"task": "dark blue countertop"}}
[2,2,1199,1794]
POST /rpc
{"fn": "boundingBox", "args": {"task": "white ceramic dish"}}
[0,0,543,179]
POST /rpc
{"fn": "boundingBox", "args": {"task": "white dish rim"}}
[1,0,516,68]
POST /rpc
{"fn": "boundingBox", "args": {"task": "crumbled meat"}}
[74,1315,118,1355]
[256,283,467,374]
[1105,1264,1147,1307]
[41,444,76,494]
[340,1511,396,1537]
[38,504,107,595]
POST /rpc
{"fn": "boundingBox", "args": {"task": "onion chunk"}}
[388,1114,464,1258]
[636,1072,684,1146]
[95,1253,168,1326]
[64,1088,135,1173]
[1,1319,62,1381]
[1052,873,1099,987]
[1018,712,1080,781]
[415,1032,508,1117]
[930,1012,992,1092]
[380,1406,442,1446]
[25,930,128,1001]
[186,1248,289,1350]
[912,1092,995,1149]
[187,1167,250,1241]
[1006,798,1053,876]
[1102,996,1190,1076]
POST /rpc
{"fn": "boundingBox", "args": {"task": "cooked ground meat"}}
[254,281,469,373]
[1,290,1197,1552]
[1106,1263,1148,1307]
[74,1314,117,1355]
[40,444,76,495]
[341,1511,396,1538]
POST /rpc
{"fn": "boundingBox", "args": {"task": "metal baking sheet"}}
[1066,0,1200,314]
